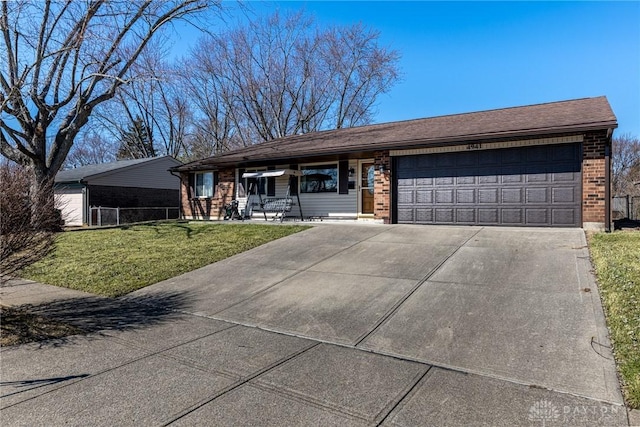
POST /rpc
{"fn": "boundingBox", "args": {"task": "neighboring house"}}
[173,97,617,230]
[55,156,182,226]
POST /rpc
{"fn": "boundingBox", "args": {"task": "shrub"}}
[0,163,61,282]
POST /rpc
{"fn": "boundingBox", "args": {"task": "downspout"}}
[169,170,182,220]
[605,128,612,232]
[81,181,89,226]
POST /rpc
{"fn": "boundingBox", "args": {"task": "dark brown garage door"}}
[395,143,582,227]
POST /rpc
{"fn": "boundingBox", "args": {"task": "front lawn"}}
[21,222,308,297]
[588,231,640,408]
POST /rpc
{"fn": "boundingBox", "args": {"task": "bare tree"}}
[322,23,401,129]
[93,45,192,159]
[0,0,218,206]
[64,130,116,168]
[612,133,640,195]
[182,10,400,153]
[0,163,60,283]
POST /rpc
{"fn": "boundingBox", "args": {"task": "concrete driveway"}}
[0,224,628,426]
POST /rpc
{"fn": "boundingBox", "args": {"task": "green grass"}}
[21,222,308,298]
[589,231,640,408]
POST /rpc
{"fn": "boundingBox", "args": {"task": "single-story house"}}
[55,156,182,226]
[173,96,617,230]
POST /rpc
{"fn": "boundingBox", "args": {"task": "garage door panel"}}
[479,188,499,203]
[456,152,477,166]
[456,209,475,223]
[552,209,577,225]
[526,209,548,225]
[397,177,415,186]
[456,189,475,204]
[502,168,524,183]
[526,165,550,182]
[552,144,579,161]
[395,143,581,227]
[435,209,454,223]
[416,208,433,222]
[478,173,499,184]
[502,209,523,224]
[526,188,548,203]
[502,188,522,203]
[397,208,414,222]
[416,190,433,204]
[478,150,501,165]
[436,154,455,168]
[552,187,577,203]
[398,189,414,204]
[501,149,524,164]
[435,174,454,185]
[435,189,454,204]
[478,209,499,224]
[456,174,476,185]
[553,171,579,182]
[526,145,549,162]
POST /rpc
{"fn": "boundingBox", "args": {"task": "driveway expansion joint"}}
[204,226,393,318]
[352,227,485,346]
[160,342,321,426]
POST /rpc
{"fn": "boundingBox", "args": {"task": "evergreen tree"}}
[116,116,156,160]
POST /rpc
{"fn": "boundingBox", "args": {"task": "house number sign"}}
[466,143,482,150]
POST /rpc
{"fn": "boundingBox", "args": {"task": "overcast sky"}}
[174,1,640,136]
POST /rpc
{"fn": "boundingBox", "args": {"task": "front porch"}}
[179,153,392,223]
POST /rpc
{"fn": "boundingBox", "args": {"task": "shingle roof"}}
[56,156,181,183]
[175,96,617,171]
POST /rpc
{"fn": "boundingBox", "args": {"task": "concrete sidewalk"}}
[0,224,632,426]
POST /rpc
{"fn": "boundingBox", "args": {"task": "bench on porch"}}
[251,197,295,213]
[242,169,304,222]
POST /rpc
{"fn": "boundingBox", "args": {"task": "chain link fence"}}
[89,206,180,226]
[612,196,640,220]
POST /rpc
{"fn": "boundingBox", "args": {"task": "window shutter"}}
[187,173,195,198]
[289,164,298,195]
[267,166,276,196]
[338,161,349,195]
[213,171,220,198]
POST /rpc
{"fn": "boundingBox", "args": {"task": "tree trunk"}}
[26,164,57,230]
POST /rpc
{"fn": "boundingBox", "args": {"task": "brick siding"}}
[374,151,391,223]
[582,130,610,226]
[181,168,235,220]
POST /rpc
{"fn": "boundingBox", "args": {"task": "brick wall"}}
[180,168,236,220]
[582,130,610,227]
[374,151,391,223]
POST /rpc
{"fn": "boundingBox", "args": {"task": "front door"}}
[359,160,375,216]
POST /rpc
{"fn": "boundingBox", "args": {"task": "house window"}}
[243,169,267,195]
[195,171,215,198]
[300,164,338,193]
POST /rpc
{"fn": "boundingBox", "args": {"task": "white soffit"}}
[389,135,584,157]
